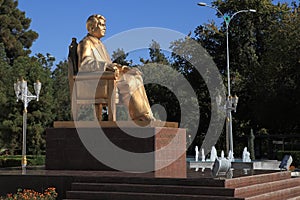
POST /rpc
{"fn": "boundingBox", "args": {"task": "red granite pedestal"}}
[46,121,186,178]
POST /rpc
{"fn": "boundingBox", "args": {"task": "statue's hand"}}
[106,63,120,77]
[111,64,142,76]
[123,66,142,75]
[121,66,130,73]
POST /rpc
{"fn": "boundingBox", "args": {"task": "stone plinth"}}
[46,121,186,178]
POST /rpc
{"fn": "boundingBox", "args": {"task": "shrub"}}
[0,155,45,168]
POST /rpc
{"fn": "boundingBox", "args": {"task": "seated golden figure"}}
[74,14,155,121]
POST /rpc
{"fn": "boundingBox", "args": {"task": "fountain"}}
[201,148,205,162]
[190,146,218,172]
[210,146,217,162]
[195,146,199,162]
[242,147,251,162]
[189,146,281,174]
[221,150,225,159]
[228,150,234,162]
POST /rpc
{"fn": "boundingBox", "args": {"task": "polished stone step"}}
[234,177,300,198]
[72,176,226,187]
[71,182,235,196]
[245,185,300,200]
[66,191,243,200]
[63,171,300,200]
[287,195,300,200]
[225,171,291,188]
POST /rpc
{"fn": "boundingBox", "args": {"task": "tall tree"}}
[141,40,170,65]
[111,48,132,66]
[0,43,10,119]
[0,0,38,63]
[194,0,300,137]
[170,35,226,152]
[256,2,300,133]
[52,60,71,121]
[0,1,58,155]
[140,40,179,122]
[0,54,55,155]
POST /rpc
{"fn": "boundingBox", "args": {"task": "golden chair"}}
[68,38,118,121]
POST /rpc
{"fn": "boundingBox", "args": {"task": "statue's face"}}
[92,18,106,39]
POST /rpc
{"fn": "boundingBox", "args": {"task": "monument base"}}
[46,121,186,178]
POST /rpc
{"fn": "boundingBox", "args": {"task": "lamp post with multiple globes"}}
[198,2,256,158]
[14,78,41,173]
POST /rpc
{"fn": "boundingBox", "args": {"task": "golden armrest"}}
[73,71,117,81]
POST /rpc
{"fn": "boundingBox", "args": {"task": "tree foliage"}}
[111,48,132,66]
[0,0,38,63]
[0,1,55,154]
[52,60,71,121]
[194,0,300,138]
[0,54,55,154]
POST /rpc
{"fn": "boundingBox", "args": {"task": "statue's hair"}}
[86,14,106,33]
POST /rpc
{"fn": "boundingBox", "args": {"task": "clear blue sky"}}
[18,0,296,65]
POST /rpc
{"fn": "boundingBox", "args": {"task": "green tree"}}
[0,0,42,153]
[255,2,300,133]
[140,40,170,65]
[1,54,55,155]
[52,60,71,121]
[140,40,180,122]
[0,1,57,155]
[0,0,38,63]
[170,35,226,153]
[140,62,181,122]
[0,43,11,119]
[0,43,13,150]
[111,48,132,66]
[194,0,300,152]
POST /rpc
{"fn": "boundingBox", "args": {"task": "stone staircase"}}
[64,176,241,200]
[64,171,300,200]
[226,171,300,200]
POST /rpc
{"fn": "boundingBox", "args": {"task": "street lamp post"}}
[14,78,41,173]
[198,2,256,158]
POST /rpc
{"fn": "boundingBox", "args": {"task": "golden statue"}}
[77,14,155,121]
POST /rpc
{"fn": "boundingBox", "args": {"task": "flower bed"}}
[0,187,57,200]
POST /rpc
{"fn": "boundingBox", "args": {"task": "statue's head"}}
[86,14,106,39]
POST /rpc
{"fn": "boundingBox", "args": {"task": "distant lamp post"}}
[14,78,41,173]
[198,2,256,158]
